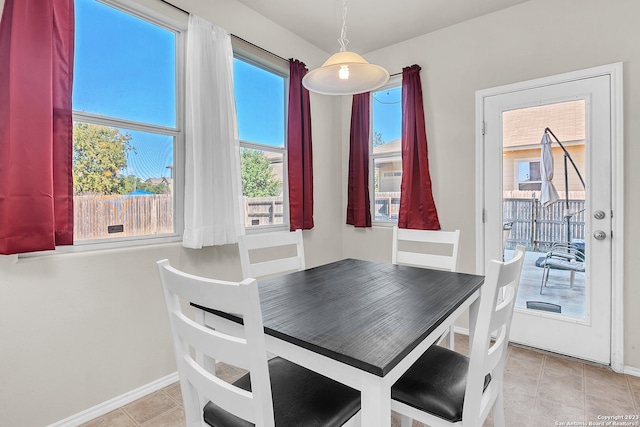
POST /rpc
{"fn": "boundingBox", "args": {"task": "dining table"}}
[194,257,485,427]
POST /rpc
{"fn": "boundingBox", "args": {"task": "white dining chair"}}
[238,229,305,279]
[392,226,461,349]
[156,259,361,427]
[390,245,526,427]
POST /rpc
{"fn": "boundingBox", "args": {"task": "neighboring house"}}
[373,138,402,192]
[144,177,171,186]
[502,100,586,200]
[145,176,173,193]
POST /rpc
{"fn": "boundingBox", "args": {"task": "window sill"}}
[17,234,183,259]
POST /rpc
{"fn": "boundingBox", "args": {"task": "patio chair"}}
[539,242,585,294]
[156,259,361,427]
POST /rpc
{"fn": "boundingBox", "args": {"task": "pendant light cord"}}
[338,0,349,52]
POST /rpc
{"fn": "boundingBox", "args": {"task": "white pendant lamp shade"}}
[302,51,390,95]
[302,0,390,96]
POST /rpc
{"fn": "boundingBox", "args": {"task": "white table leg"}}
[359,374,392,427]
[468,292,480,347]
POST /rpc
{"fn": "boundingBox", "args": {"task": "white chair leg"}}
[448,325,455,350]
[492,392,506,427]
[540,265,549,294]
[400,414,413,427]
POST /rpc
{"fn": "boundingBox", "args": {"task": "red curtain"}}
[287,59,314,230]
[346,92,372,227]
[0,0,75,255]
[398,65,441,230]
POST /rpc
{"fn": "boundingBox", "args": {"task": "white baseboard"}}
[453,326,470,336]
[47,372,179,427]
[624,365,640,378]
[454,327,640,378]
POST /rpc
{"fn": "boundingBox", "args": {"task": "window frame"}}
[515,158,542,191]
[62,0,186,253]
[232,39,290,234]
[370,75,402,226]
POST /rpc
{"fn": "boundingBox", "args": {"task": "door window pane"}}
[502,100,586,319]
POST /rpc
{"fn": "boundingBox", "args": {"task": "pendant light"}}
[302,0,389,95]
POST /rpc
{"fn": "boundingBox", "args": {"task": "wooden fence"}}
[74,194,173,241]
[244,196,283,227]
[374,192,401,220]
[74,194,582,246]
[74,194,286,240]
[504,197,585,251]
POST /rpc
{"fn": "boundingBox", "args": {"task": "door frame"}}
[474,63,624,371]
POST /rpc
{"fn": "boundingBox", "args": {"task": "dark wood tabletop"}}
[195,258,484,377]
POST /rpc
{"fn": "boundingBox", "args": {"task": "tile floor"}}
[81,335,639,427]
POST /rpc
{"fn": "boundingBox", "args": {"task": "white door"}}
[479,69,615,364]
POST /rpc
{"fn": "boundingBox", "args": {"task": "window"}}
[371,82,402,222]
[72,0,182,245]
[517,160,542,191]
[233,43,289,230]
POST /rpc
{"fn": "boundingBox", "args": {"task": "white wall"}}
[3,0,640,424]
[341,0,640,368]
[0,1,343,426]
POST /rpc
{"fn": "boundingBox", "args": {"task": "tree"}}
[136,180,170,194]
[122,175,169,194]
[240,148,281,197]
[373,130,384,148]
[73,123,133,195]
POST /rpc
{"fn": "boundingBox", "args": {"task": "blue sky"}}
[373,87,402,143]
[73,0,400,180]
[73,0,176,180]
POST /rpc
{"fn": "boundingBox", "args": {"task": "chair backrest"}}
[549,241,585,263]
[238,229,305,279]
[156,260,276,427]
[463,245,526,424]
[392,226,460,272]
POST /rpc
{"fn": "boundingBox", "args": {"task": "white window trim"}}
[371,75,402,226]
[233,45,290,233]
[22,0,187,256]
[515,158,542,191]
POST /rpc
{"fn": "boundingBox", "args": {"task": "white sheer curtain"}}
[183,15,244,248]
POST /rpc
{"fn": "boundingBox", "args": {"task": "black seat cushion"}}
[391,345,490,423]
[203,357,360,427]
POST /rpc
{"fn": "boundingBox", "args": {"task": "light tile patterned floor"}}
[81,336,640,427]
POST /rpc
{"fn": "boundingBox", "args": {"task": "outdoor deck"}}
[505,249,585,319]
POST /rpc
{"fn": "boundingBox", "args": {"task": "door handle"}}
[594,210,606,220]
[593,230,606,240]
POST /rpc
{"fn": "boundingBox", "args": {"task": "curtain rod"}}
[159,0,188,15]
[390,65,422,77]
[158,0,410,75]
[158,0,288,63]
